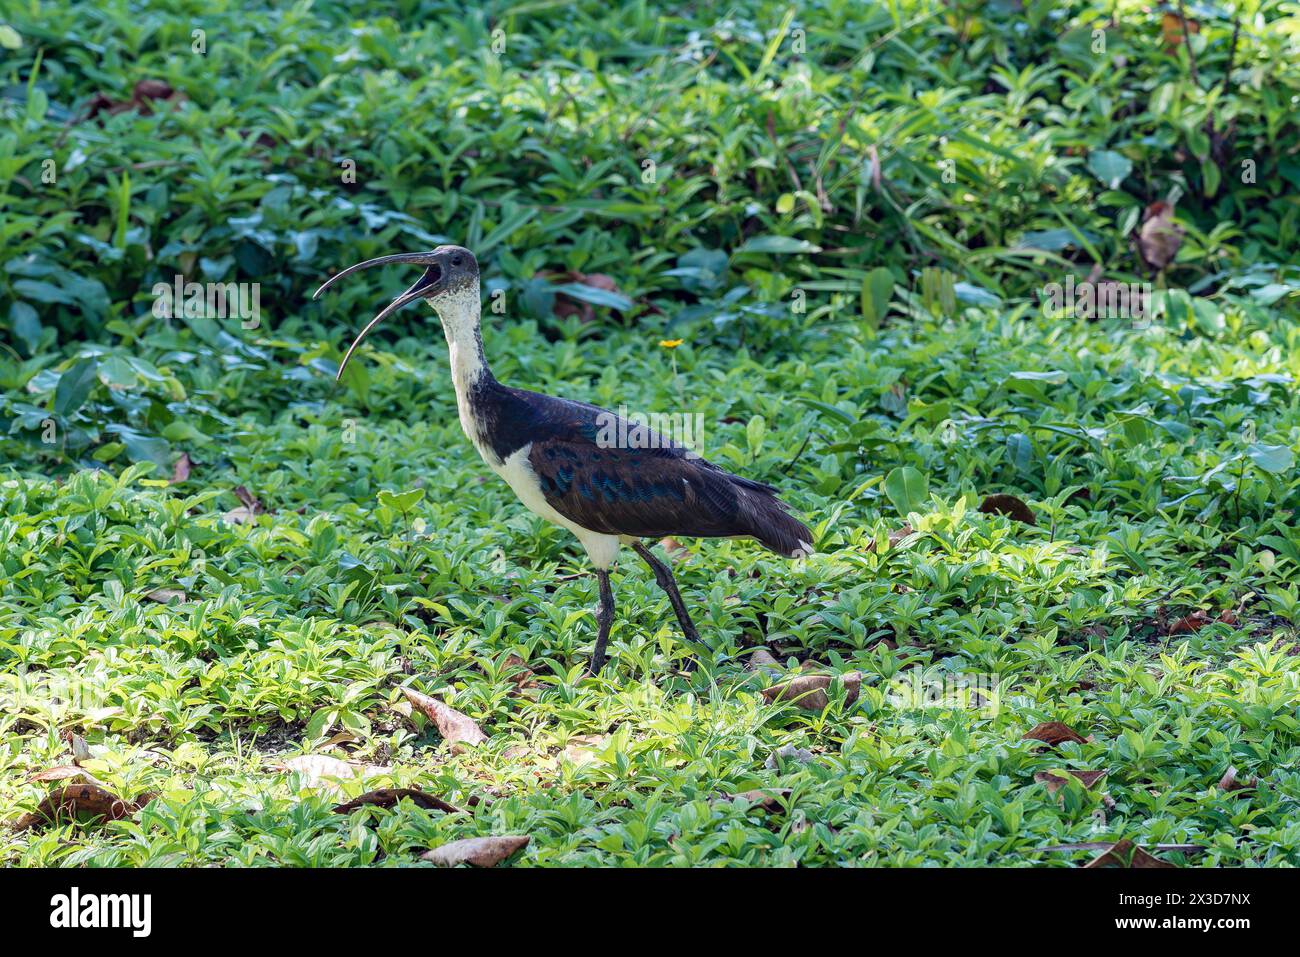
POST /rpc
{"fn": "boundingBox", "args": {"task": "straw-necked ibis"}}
[316,246,813,673]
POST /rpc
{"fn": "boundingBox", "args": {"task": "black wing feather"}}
[521,397,812,555]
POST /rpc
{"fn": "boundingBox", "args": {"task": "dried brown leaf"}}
[1137,201,1185,271]
[222,506,259,525]
[760,671,861,711]
[233,485,266,513]
[502,654,539,691]
[29,766,105,786]
[145,588,186,604]
[660,537,692,561]
[1167,610,1211,635]
[420,834,529,867]
[866,524,914,552]
[1023,721,1088,747]
[1035,769,1108,797]
[978,493,1036,525]
[62,730,92,766]
[401,686,488,751]
[1083,838,1176,869]
[12,783,147,831]
[748,648,781,673]
[1218,766,1256,793]
[171,452,192,483]
[562,734,609,767]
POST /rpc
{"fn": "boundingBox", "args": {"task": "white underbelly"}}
[488,444,621,569]
[492,445,579,530]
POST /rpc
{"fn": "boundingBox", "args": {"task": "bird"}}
[315,245,813,674]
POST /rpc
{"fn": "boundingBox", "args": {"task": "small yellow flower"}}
[659,339,684,349]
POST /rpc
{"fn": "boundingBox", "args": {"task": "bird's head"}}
[314,244,479,380]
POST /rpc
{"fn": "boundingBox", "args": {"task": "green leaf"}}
[736,235,822,255]
[104,425,171,466]
[305,708,338,741]
[859,267,894,330]
[883,466,928,518]
[53,358,99,417]
[1247,444,1295,475]
[8,301,42,356]
[1087,150,1133,189]
[1006,433,1034,475]
[97,355,138,388]
[0,25,21,50]
[550,283,633,311]
[13,279,74,305]
[377,488,425,512]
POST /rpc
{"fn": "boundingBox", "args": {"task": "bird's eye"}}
[451,255,463,267]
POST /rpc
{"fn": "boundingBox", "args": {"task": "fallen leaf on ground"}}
[1023,722,1088,747]
[401,686,488,751]
[660,537,692,561]
[562,734,609,767]
[332,788,466,815]
[171,452,192,483]
[748,648,781,673]
[12,784,151,831]
[29,766,106,786]
[272,755,386,787]
[420,835,529,867]
[145,588,186,604]
[761,671,861,711]
[1035,769,1108,796]
[978,494,1036,525]
[62,730,92,765]
[222,506,259,525]
[1083,838,1176,869]
[84,79,185,121]
[1137,200,1184,271]
[867,524,914,552]
[233,485,266,512]
[502,654,540,691]
[1218,766,1256,793]
[1167,609,1211,635]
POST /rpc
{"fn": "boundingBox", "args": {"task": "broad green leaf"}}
[1087,150,1132,188]
[736,236,822,255]
[53,357,99,416]
[883,466,928,518]
[1247,444,1295,475]
[378,488,426,512]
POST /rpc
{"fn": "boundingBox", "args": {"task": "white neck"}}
[432,287,488,393]
[431,287,495,458]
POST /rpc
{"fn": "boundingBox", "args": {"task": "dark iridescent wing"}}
[528,431,750,539]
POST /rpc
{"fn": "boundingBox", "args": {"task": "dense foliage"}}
[1,1,1298,866]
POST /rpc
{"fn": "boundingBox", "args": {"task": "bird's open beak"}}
[313,252,443,380]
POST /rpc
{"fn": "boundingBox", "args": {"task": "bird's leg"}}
[587,568,615,675]
[631,541,701,648]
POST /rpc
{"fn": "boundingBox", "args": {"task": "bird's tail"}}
[737,484,815,558]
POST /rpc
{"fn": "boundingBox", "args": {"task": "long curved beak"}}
[313,252,442,381]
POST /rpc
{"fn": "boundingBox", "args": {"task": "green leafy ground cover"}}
[2,1,1299,865]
